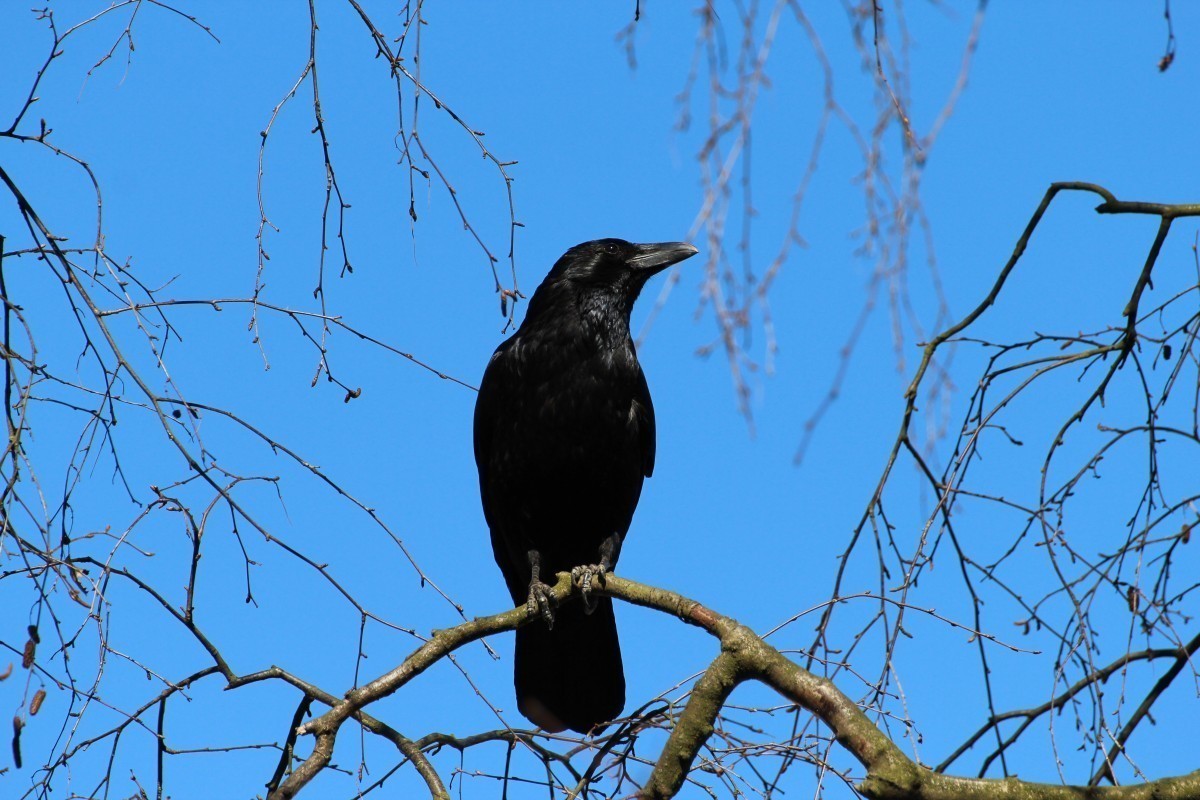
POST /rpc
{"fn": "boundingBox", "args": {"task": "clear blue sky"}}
[2,2,1198,798]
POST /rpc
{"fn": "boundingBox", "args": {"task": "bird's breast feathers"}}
[486,338,644,441]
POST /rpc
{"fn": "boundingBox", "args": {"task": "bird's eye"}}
[604,243,620,255]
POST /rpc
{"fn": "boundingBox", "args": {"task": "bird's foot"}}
[526,580,557,628]
[571,563,608,615]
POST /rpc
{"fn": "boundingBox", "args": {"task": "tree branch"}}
[267,573,1200,800]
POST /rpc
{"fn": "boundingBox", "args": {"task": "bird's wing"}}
[634,367,656,478]
[473,341,511,531]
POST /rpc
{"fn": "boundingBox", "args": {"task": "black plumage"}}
[473,238,698,734]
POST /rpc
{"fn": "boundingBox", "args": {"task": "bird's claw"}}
[571,563,608,615]
[526,580,557,628]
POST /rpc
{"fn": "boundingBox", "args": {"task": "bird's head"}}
[525,239,699,327]
[549,238,699,291]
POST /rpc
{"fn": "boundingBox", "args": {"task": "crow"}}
[474,238,698,734]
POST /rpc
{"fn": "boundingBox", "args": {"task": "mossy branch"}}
[268,573,1200,800]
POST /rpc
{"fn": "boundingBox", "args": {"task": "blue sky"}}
[2,2,1199,798]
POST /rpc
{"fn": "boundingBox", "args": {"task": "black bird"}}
[474,238,698,734]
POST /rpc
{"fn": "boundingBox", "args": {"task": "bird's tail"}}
[514,597,625,734]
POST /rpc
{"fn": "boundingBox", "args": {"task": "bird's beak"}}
[626,241,699,274]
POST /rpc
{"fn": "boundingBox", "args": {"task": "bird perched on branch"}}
[474,238,698,734]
